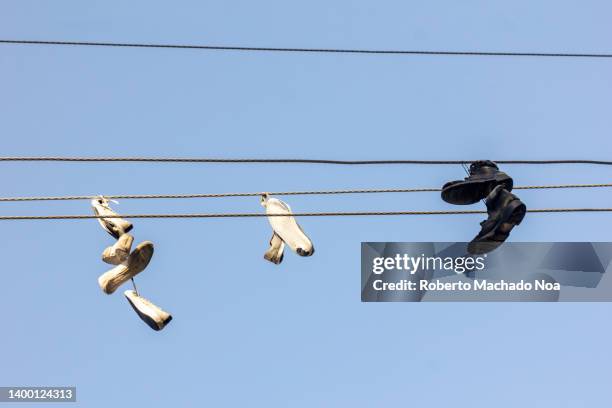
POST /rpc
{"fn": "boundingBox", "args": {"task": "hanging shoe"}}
[124,290,172,331]
[264,232,285,264]
[441,160,513,205]
[261,195,314,257]
[102,233,134,265]
[468,185,526,254]
[91,197,133,239]
[98,241,154,294]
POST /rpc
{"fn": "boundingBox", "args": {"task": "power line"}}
[0,183,610,202]
[514,183,612,190]
[1,157,612,165]
[0,208,611,221]
[0,188,438,202]
[2,39,612,59]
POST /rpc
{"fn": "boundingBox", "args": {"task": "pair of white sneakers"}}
[261,195,315,264]
[92,197,172,331]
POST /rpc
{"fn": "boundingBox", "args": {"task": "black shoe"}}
[441,160,513,205]
[468,185,526,255]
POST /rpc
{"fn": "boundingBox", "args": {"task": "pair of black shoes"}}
[442,161,526,254]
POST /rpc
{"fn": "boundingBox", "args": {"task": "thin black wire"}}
[1,157,612,165]
[0,208,611,221]
[2,40,612,58]
[0,188,438,202]
[0,183,610,202]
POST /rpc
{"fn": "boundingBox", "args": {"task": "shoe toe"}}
[442,180,461,190]
[468,240,503,255]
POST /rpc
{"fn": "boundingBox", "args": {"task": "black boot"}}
[441,160,513,205]
[468,185,526,255]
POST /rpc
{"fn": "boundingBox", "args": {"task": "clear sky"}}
[1,1,612,407]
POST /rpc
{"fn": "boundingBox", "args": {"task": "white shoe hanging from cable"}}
[261,194,314,263]
[102,233,134,265]
[124,290,172,331]
[98,241,154,294]
[91,196,133,239]
[264,232,285,264]
[90,198,169,331]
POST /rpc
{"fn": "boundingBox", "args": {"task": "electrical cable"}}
[0,183,610,202]
[0,208,611,221]
[2,39,612,59]
[1,157,612,165]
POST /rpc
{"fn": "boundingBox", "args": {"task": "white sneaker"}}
[102,233,134,265]
[91,197,133,239]
[124,290,172,331]
[261,196,314,257]
[98,241,154,294]
[264,232,285,264]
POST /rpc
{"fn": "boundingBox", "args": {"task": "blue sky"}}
[1,1,612,406]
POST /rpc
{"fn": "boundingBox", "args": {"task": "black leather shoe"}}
[468,185,526,254]
[441,160,513,205]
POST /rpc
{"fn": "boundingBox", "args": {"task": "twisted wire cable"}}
[0,208,610,221]
[1,157,612,165]
[0,183,610,202]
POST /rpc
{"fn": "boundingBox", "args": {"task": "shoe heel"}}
[102,233,134,265]
[507,201,527,225]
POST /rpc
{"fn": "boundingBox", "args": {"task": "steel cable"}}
[2,39,612,58]
[0,183,610,202]
[1,157,612,165]
[0,208,611,221]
